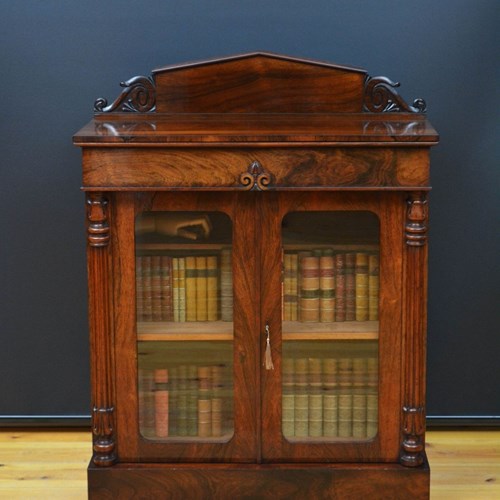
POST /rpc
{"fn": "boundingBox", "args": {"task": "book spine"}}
[160,256,173,321]
[366,356,378,438]
[196,256,208,321]
[369,253,380,321]
[176,365,188,436]
[352,358,368,439]
[138,368,155,438]
[153,368,169,438]
[151,256,162,321]
[323,358,339,438]
[211,365,223,437]
[283,253,292,321]
[185,256,197,321]
[197,366,212,437]
[206,256,218,321]
[172,258,179,322]
[300,254,320,322]
[308,358,323,437]
[294,358,309,437]
[345,253,356,321]
[337,357,353,437]
[319,249,335,322]
[282,358,295,437]
[334,254,346,322]
[355,253,369,321]
[168,366,178,436]
[142,256,153,321]
[220,248,233,322]
[187,365,198,436]
[178,257,186,322]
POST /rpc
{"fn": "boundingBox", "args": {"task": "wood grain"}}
[0,429,497,498]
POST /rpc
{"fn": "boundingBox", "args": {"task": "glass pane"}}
[281,211,379,442]
[135,211,234,442]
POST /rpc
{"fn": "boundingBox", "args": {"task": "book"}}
[345,253,356,321]
[195,256,208,321]
[319,250,335,322]
[282,358,295,437]
[334,254,346,322]
[153,368,169,438]
[368,253,379,321]
[178,257,186,322]
[151,256,162,321]
[142,256,153,321]
[220,248,233,322]
[198,366,212,437]
[299,254,320,322]
[160,256,173,321]
[172,258,180,322]
[355,253,369,322]
[206,256,218,321]
[294,358,309,437]
[185,256,197,321]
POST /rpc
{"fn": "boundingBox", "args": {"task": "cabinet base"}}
[88,457,430,499]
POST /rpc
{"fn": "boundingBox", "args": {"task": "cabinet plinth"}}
[74,52,437,498]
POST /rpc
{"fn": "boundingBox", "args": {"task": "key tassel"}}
[265,337,274,370]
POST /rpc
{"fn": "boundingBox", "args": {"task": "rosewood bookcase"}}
[74,52,438,498]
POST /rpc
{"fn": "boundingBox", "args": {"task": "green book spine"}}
[355,253,369,322]
[176,365,188,436]
[187,365,198,436]
[366,356,379,438]
[352,358,368,439]
[282,358,295,437]
[290,253,299,321]
[211,365,223,437]
[206,256,218,321]
[283,253,292,321]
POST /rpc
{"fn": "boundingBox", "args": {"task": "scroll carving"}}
[94,75,156,113]
[364,76,426,113]
[405,192,428,246]
[401,406,425,467]
[86,193,110,247]
[92,406,116,467]
[239,161,272,191]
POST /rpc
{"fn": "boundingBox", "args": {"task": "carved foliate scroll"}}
[364,76,426,113]
[94,75,156,113]
[86,193,110,247]
[239,161,272,191]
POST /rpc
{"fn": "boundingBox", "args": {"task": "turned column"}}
[86,192,116,466]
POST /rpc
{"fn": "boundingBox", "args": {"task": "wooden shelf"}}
[137,321,233,341]
[283,320,378,341]
[141,433,234,444]
[136,243,230,252]
[137,320,378,341]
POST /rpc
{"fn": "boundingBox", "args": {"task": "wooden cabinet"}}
[74,52,438,498]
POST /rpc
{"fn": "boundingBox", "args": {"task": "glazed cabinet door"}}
[114,192,259,462]
[260,191,404,462]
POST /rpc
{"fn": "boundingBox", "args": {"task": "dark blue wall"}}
[1,0,498,420]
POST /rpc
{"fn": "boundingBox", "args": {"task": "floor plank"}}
[0,428,498,498]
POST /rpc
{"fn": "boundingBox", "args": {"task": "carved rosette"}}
[94,75,156,113]
[239,161,272,191]
[86,193,110,247]
[405,192,428,246]
[364,76,426,113]
[92,406,116,466]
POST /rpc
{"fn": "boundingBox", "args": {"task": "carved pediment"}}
[94,52,426,114]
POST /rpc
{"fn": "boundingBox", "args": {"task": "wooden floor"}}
[0,428,498,499]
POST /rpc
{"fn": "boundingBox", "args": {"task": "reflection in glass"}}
[135,212,234,441]
[281,212,379,441]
